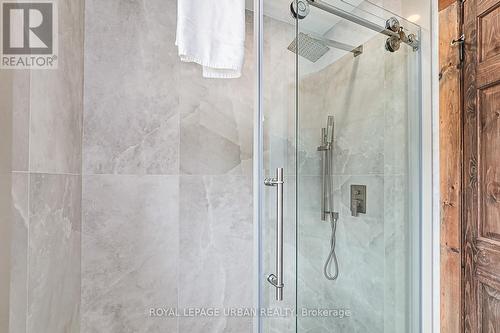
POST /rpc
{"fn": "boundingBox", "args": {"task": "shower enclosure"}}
[256,0,423,331]
[1,0,435,331]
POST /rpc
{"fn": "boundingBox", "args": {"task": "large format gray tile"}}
[12,72,30,172]
[383,175,409,333]
[27,174,81,333]
[0,48,30,172]
[0,175,11,333]
[30,0,84,174]
[0,70,13,175]
[384,47,410,176]
[83,0,179,175]
[81,175,178,333]
[178,175,253,332]
[0,70,13,333]
[10,173,29,333]
[178,14,254,176]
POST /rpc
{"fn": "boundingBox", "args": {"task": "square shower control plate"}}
[350,185,367,215]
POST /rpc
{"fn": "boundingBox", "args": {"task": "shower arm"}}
[306,0,420,51]
[321,36,363,57]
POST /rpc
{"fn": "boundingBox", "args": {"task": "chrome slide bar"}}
[318,128,328,221]
[264,167,284,301]
[306,0,419,50]
[317,116,335,221]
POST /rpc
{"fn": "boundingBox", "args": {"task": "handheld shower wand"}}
[318,116,340,281]
[326,116,334,146]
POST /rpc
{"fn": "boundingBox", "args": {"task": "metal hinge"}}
[451,34,465,63]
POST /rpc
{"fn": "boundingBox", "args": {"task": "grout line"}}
[80,173,251,177]
[15,171,82,176]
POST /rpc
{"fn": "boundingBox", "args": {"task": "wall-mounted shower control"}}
[350,185,366,217]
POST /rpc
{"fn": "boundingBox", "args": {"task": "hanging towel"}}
[176,0,246,79]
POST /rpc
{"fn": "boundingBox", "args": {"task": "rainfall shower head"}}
[288,33,363,62]
[288,33,330,63]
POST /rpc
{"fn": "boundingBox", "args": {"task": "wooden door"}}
[463,0,500,331]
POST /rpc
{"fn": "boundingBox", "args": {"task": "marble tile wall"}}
[9,174,28,333]
[296,34,412,333]
[82,0,257,332]
[82,0,179,176]
[10,71,30,172]
[2,0,417,332]
[0,174,12,333]
[29,0,85,174]
[178,176,253,332]
[178,15,254,176]
[5,0,85,331]
[81,175,178,333]
[27,174,82,333]
[0,69,14,333]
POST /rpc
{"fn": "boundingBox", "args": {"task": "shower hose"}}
[324,148,339,281]
[324,212,339,280]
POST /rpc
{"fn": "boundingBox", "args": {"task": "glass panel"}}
[259,1,421,332]
[259,0,297,332]
[296,1,421,332]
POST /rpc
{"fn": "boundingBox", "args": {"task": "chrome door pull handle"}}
[264,167,284,301]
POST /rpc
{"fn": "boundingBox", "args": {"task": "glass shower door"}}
[295,1,421,332]
[258,2,298,331]
[258,1,422,332]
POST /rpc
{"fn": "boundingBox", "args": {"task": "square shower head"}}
[287,32,330,63]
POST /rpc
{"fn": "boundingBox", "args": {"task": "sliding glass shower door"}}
[258,0,422,332]
[258,3,298,331]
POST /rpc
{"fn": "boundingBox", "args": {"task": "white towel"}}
[176,0,246,79]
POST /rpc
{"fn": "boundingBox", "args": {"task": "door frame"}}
[438,1,463,332]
